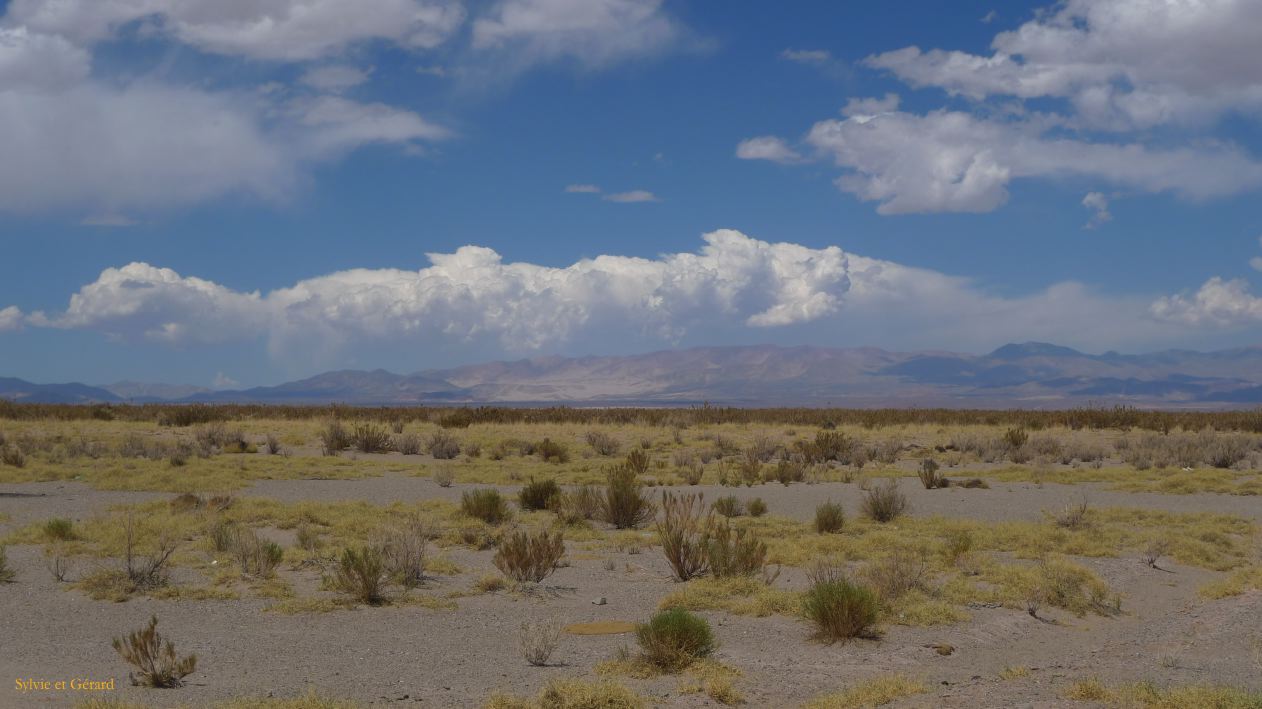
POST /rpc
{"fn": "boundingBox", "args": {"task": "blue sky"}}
[1,0,1261,387]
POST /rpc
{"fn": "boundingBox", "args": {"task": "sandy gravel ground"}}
[1,472,1260,708]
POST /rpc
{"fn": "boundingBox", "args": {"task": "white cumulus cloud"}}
[26,229,1245,362]
[865,0,1262,130]
[735,136,802,164]
[0,306,23,332]
[472,0,685,69]
[4,0,467,61]
[1151,277,1262,327]
[801,110,1262,214]
[30,230,852,355]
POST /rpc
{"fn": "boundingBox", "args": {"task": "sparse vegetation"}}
[814,501,845,534]
[861,480,908,523]
[657,492,711,582]
[112,616,197,688]
[518,478,561,511]
[803,578,879,643]
[600,464,655,529]
[517,619,562,667]
[329,545,389,605]
[493,528,565,584]
[462,488,512,525]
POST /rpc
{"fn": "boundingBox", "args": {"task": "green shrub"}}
[230,528,284,578]
[802,579,878,643]
[330,545,389,605]
[42,518,76,541]
[462,488,512,525]
[814,501,845,534]
[746,498,767,517]
[518,478,561,511]
[534,438,570,464]
[706,521,768,578]
[493,528,565,584]
[861,480,908,523]
[635,608,716,671]
[711,495,744,518]
[599,465,655,529]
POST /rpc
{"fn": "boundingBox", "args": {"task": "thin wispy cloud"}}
[602,190,659,203]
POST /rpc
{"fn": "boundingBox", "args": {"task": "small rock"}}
[593,597,607,605]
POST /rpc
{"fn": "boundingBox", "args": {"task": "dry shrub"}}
[861,480,908,523]
[534,438,570,463]
[265,434,283,455]
[169,493,204,513]
[814,501,845,534]
[46,551,72,582]
[230,528,283,578]
[112,616,196,688]
[519,478,561,511]
[658,492,711,582]
[428,431,461,459]
[517,618,562,667]
[296,523,322,552]
[2,444,26,467]
[494,528,565,584]
[624,448,651,475]
[599,464,655,529]
[394,432,422,455]
[768,459,806,486]
[462,488,512,525]
[330,544,389,605]
[0,546,14,583]
[863,549,930,602]
[347,424,391,453]
[433,464,455,487]
[381,516,432,587]
[711,495,744,518]
[1052,496,1090,529]
[941,527,974,565]
[586,430,622,456]
[917,458,947,489]
[802,578,879,643]
[123,513,178,591]
[552,484,602,525]
[705,521,768,579]
[319,420,349,455]
[636,608,716,672]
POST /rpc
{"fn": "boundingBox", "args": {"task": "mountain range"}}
[3,342,1262,408]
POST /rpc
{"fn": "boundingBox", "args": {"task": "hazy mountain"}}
[4,343,1262,407]
[103,381,211,401]
[0,377,122,404]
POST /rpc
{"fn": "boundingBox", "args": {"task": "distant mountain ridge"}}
[4,342,1262,408]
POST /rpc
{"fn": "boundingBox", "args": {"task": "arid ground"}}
[1,407,1260,708]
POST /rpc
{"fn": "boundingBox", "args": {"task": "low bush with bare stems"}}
[112,616,196,688]
[518,619,562,666]
[658,492,711,582]
[494,528,566,584]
